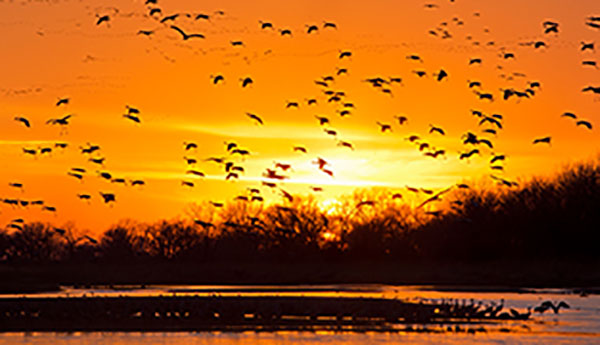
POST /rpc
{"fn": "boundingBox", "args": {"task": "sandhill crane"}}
[576,120,593,129]
[226,172,239,180]
[582,86,600,94]
[182,181,195,187]
[435,69,448,81]
[339,51,352,59]
[323,22,337,29]
[479,116,502,129]
[98,171,112,180]
[231,40,244,46]
[280,29,292,36]
[130,180,145,186]
[413,70,427,77]
[43,206,57,212]
[81,146,100,156]
[123,114,141,123]
[205,157,224,164]
[338,141,354,150]
[315,116,329,125]
[286,101,299,108]
[68,172,83,180]
[394,115,408,125]
[170,25,204,40]
[186,170,205,177]
[96,15,110,26]
[149,8,162,16]
[89,157,105,165]
[246,112,263,125]
[280,189,293,202]
[196,13,210,20]
[241,77,253,87]
[582,60,597,68]
[534,300,570,314]
[293,146,307,153]
[210,74,224,84]
[338,109,351,117]
[469,80,482,88]
[77,194,91,201]
[22,148,37,156]
[377,122,392,132]
[406,54,422,62]
[460,149,480,160]
[14,116,30,128]
[46,114,73,126]
[469,58,482,65]
[306,98,317,105]
[543,21,559,34]
[184,157,198,165]
[184,142,198,150]
[160,14,179,23]
[533,136,552,145]
[429,125,445,135]
[259,20,273,29]
[274,162,292,171]
[561,112,577,119]
[225,142,237,152]
[55,142,68,149]
[581,41,595,51]
[490,154,506,164]
[56,97,69,106]
[137,30,154,36]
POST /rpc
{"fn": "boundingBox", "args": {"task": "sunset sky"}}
[1,0,599,233]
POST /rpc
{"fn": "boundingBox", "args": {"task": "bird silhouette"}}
[46,114,73,126]
[315,116,329,125]
[14,116,31,128]
[293,146,307,153]
[123,114,141,123]
[581,41,595,51]
[240,77,253,87]
[246,112,263,125]
[56,98,69,106]
[429,125,445,135]
[377,122,392,132]
[339,51,352,59]
[96,15,110,26]
[211,74,224,84]
[576,120,593,129]
[170,25,205,40]
[533,136,552,145]
[160,14,179,23]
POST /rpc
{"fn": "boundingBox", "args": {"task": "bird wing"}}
[170,25,186,38]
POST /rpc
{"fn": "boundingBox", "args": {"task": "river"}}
[0,285,598,344]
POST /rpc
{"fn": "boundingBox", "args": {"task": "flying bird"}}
[576,120,593,129]
[14,116,30,128]
[533,136,552,145]
[56,98,69,106]
[246,112,263,125]
[240,77,253,87]
[170,25,205,40]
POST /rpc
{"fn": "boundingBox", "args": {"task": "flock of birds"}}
[2,0,600,230]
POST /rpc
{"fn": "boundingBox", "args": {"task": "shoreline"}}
[2,260,600,294]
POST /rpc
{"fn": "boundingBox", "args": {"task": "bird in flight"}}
[240,77,253,87]
[376,122,392,132]
[533,136,552,145]
[429,125,445,135]
[96,15,110,26]
[56,97,69,106]
[170,25,205,40]
[246,112,263,125]
[14,116,31,128]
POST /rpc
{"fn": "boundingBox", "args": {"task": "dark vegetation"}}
[2,160,600,288]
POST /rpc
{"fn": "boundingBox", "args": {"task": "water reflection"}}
[0,285,598,344]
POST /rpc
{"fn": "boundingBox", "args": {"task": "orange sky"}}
[1,0,599,233]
